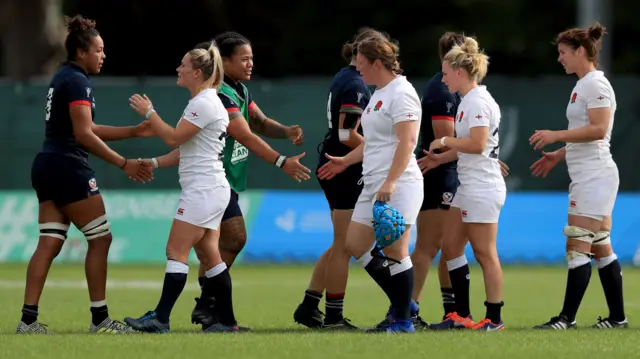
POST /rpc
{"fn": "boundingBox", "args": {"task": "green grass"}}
[0,264,638,358]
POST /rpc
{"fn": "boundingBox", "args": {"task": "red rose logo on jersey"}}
[374,100,383,111]
[570,93,577,104]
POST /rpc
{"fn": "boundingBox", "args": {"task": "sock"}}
[302,289,322,309]
[154,260,189,323]
[325,293,345,322]
[387,257,414,321]
[560,259,592,322]
[90,300,109,325]
[201,262,236,326]
[597,254,626,321]
[198,276,205,291]
[441,287,456,315]
[21,304,38,325]
[447,255,471,317]
[358,246,393,299]
[484,301,504,324]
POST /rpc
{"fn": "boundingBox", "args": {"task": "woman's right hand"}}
[530,151,562,178]
[122,159,154,183]
[316,153,349,180]
[417,150,443,174]
[282,152,311,183]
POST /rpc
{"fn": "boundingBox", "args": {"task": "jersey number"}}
[489,127,499,159]
[44,88,54,122]
[326,92,332,129]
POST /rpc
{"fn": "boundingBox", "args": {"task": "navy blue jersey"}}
[41,63,95,159]
[419,72,461,166]
[320,66,371,156]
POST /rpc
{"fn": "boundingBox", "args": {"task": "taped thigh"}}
[592,231,611,246]
[39,222,70,241]
[80,214,111,240]
[563,225,596,244]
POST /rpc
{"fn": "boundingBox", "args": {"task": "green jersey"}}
[219,82,251,192]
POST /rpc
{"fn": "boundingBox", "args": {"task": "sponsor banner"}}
[0,191,638,265]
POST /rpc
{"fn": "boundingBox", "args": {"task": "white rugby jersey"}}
[361,76,422,181]
[455,86,506,192]
[178,88,230,189]
[565,70,616,176]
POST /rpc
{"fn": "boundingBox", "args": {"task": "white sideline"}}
[0,280,207,290]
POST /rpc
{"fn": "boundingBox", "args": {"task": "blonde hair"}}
[188,41,224,90]
[443,36,489,83]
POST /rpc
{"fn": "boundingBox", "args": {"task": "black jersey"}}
[41,63,95,160]
[419,72,461,168]
[320,65,371,157]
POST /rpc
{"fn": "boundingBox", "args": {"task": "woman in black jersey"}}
[17,15,153,334]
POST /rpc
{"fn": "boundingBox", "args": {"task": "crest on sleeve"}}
[86,87,91,98]
[357,92,364,103]
[446,102,453,114]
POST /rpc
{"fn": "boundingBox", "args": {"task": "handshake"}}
[121,158,158,184]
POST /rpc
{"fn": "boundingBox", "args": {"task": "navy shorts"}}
[316,155,363,211]
[421,166,459,211]
[222,188,243,221]
[31,153,100,206]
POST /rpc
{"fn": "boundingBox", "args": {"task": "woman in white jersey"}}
[318,30,423,334]
[122,41,244,333]
[423,36,506,331]
[530,22,627,330]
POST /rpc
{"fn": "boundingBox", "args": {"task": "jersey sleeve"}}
[390,89,421,124]
[218,93,242,117]
[339,81,368,115]
[182,98,218,129]
[67,74,93,107]
[423,90,456,122]
[466,100,491,128]
[584,78,613,109]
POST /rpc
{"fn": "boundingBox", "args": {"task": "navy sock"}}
[447,256,471,318]
[21,304,38,325]
[202,263,236,326]
[598,257,625,321]
[560,262,592,322]
[154,260,189,323]
[302,289,322,309]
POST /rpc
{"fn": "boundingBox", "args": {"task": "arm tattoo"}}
[249,104,288,139]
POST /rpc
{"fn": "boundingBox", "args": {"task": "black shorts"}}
[316,155,363,211]
[31,153,100,206]
[421,166,459,211]
[222,188,243,221]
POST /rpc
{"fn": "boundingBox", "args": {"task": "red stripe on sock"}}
[326,292,345,299]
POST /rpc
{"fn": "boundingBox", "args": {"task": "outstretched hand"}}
[122,159,154,183]
[287,125,304,146]
[281,152,311,183]
[317,154,349,180]
[129,94,154,118]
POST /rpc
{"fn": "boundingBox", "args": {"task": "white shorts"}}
[175,186,230,230]
[568,166,619,221]
[451,189,506,224]
[352,178,423,227]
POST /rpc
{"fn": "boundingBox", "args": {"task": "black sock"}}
[198,276,205,291]
[560,262,592,322]
[325,293,344,322]
[154,260,188,323]
[361,249,393,300]
[484,301,504,324]
[90,304,109,325]
[388,262,414,321]
[202,264,236,326]
[448,256,471,318]
[598,258,625,321]
[302,289,322,309]
[21,304,38,325]
[441,287,456,316]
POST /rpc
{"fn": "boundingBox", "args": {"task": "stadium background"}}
[0,0,639,267]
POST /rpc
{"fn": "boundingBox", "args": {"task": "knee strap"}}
[563,225,595,244]
[592,231,611,246]
[39,223,70,241]
[81,215,111,240]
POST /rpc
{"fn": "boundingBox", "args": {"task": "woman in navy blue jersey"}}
[17,15,154,334]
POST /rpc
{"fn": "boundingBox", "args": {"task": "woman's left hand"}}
[376,180,396,202]
[129,94,154,118]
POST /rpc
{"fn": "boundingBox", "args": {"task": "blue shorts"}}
[222,188,243,221]
[420,166,459,211]
[31,153,100,206]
